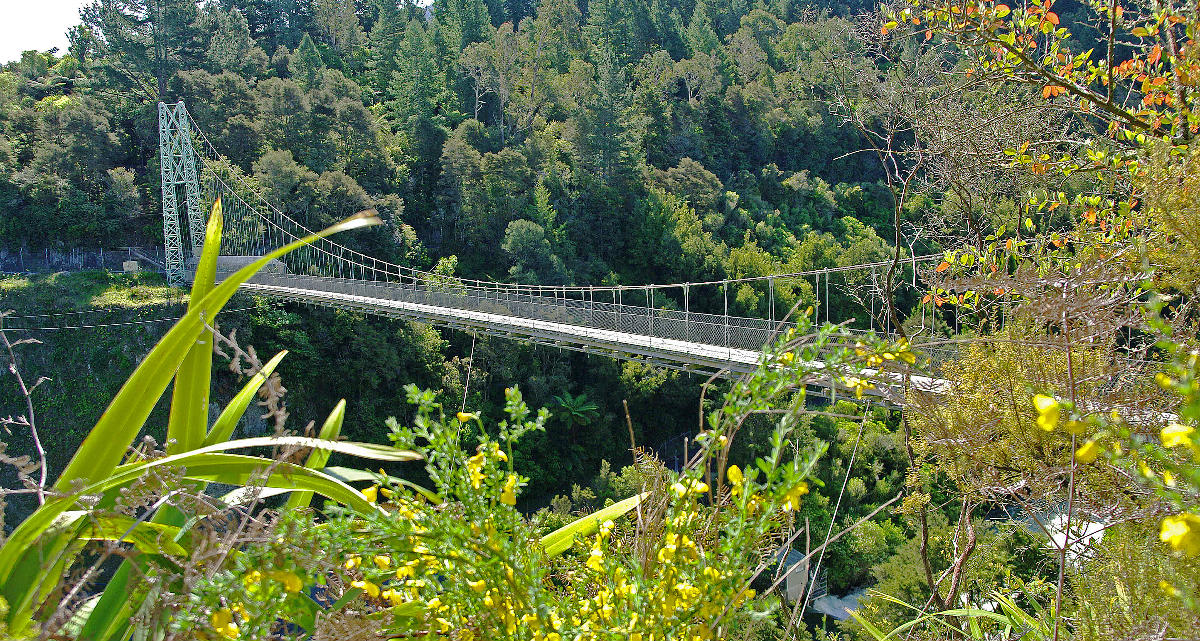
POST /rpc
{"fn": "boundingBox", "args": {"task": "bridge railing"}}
[239,272,797,354]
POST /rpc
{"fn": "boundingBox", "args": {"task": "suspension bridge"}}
[160,101,950,401]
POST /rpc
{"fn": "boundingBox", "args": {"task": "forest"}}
[0,0,1198,638]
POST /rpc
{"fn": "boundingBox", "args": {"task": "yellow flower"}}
[727,465,743,496]
[467,452,486,489]
[241,570,263,591]
[778,351,795,365]
[1075,440,1100,465]
[457,411,475,422]
[210,609,239,639]
[1160,513,1200,556]
[1163,470,1176,487]
[501,474,518,505]
[468,579,487,592]
[842,376,875,399]
[1159,580,1180,597]
[671,482,688,498]
[372,555,391,569]
[361,485,379,503]
[267,570,302,593]
[781,482,808,512]
[344,555,361,570]
[351,580,381,598]
[1161,423,1195,449]
[587,548,604,571]
[1032,394,1060,431]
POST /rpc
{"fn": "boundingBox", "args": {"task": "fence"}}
[0,247,167,275]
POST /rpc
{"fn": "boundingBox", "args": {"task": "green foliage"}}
[0,204,424,638]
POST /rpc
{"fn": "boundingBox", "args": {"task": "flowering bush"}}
[176,318,908,639]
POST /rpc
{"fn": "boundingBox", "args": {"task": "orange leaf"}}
[1005,238,1014,251]
[995,3,1010,12]
[922,293,933,304]
[935,261,951,272]
[1042,85,1054,99]
[1149,45,1162,64]
[1084,209,1097,224]
[881,25,889,34]
[925,28,933,40]
[935,296,945,308]
[1045,11,1059,24]
[993,287,1006,296]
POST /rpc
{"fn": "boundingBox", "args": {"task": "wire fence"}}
[0,247,167,276]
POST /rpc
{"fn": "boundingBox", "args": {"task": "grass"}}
[0,271,185,313]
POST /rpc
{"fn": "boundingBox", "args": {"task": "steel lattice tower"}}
[158,101,205,286]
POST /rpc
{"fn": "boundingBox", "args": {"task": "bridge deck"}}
[237,273,950,402]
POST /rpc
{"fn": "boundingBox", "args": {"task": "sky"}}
[0,0,91,64]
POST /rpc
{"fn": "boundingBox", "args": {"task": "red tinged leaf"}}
[926,29,933,40]
[1148,45,1162,65]
[1045,11,1059,24]
[994,288,1006,296]
[935,261,951,272]
[922,293,933,304]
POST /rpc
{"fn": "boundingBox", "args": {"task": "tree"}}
[313,0,366,57]
[205,6,267,77]
[502,219,568,284]
[367,0,405,93]
[550,391,599,441]
[685,0,721,55]
[81,0,205,99]
[289,33,325,89]
[438,0,491,51]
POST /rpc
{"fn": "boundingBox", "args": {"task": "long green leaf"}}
[322,466,442,504]
[541,493,646,557]
[203,350,288,447]
[53,211,379,493]
[284,400,345,511]
[60,512,186,556]
[166,196,224,454]
[321,466,443,504]
[1,435,393,611]
[28,210,379,636]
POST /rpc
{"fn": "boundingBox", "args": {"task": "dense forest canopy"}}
[0,0,914,293]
